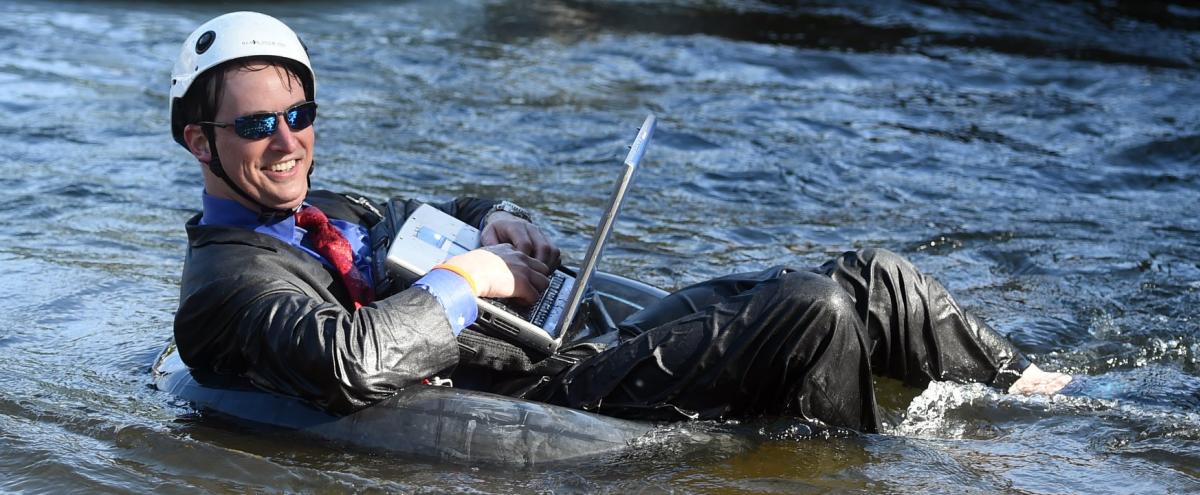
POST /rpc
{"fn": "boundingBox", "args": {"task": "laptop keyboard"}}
[531,273,567,326]
[491,271,567,327]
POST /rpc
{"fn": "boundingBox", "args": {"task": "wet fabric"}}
[177,189,1031,429]
[818,248,1029,390]
[515,248,1029,433]
[174,190,498,415]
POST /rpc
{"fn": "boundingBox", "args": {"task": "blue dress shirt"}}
[199,192,478,334]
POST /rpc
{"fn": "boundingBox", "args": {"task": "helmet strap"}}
[203,126,298,223]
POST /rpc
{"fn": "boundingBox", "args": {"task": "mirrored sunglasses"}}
[200,101,318,140]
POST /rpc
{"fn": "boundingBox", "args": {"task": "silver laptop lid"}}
[553,113,657,336]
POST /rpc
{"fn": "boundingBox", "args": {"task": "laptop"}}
[385,114,657,354]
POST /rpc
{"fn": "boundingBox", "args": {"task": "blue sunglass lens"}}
[234,114,277,139]
[286,103,317,130]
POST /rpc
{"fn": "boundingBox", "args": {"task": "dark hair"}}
[171,57,314,149]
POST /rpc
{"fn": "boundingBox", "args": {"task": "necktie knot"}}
[294,204,329,229]
[296,205,374,309]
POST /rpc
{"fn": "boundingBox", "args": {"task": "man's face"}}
[204,65,314,211]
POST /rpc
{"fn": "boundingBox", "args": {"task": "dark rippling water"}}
[2,0,1198,492]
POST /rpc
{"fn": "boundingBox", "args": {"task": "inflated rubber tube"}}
[154,272,668,466]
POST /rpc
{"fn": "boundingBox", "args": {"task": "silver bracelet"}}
[485,200,533,223]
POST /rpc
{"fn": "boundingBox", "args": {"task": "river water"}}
[2,0,1198,492]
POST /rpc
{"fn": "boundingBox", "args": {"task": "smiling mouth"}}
[265,159,297,172]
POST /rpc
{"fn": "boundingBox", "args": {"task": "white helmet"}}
[169,11,315,148]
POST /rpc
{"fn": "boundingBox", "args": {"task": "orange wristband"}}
[431,263,478,296]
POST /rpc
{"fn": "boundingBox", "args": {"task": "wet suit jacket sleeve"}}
[174,191,499,415]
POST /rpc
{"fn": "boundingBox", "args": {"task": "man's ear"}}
[183,124,212,164]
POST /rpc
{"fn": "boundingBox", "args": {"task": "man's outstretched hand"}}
[480,212,561,271]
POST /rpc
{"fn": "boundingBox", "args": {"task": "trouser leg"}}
[520,268,881,432]
[816,248,1029,389]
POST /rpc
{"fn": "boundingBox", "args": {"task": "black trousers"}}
[518,248,1029,433]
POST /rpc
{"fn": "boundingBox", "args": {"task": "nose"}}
[268,116,302,154]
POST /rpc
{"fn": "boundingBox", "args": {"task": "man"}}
[171,12,1069,433]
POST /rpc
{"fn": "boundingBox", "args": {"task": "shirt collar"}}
[199,191,299,246]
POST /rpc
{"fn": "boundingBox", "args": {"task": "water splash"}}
[887,381,999,439]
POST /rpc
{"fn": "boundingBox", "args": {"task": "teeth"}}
[267,159,296,172]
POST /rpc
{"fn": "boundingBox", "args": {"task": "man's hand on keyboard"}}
[444,244,550,306]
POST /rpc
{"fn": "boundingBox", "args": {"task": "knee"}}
[773,273,867,360]
[859,247,918,274]
[777,272,858,322]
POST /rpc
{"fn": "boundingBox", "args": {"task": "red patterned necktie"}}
[294,205,374,309]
